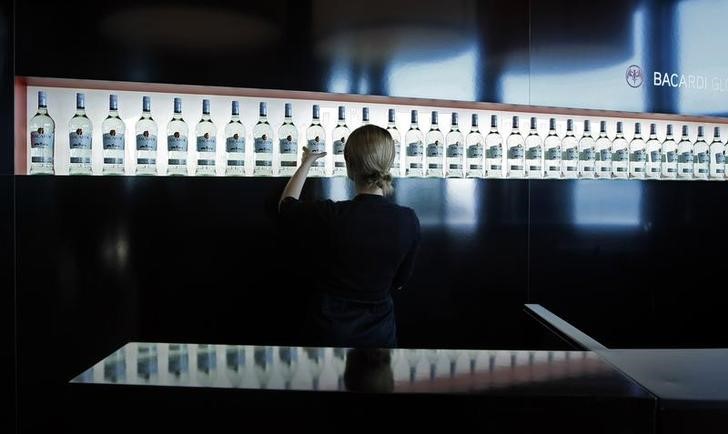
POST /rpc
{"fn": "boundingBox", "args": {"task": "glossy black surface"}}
[529,180,728,349]
[0,176,14,434]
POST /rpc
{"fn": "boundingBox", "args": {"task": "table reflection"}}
[73,343,614,394]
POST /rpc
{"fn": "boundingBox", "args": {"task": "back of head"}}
[344,125,395,196]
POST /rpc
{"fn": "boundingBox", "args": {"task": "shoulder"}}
[394,204,420,231]
[279,197,339,218]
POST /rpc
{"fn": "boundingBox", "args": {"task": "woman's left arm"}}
[279,146,327,211]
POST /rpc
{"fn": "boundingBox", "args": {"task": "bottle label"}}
[102,133,124,150]
[580,149,595,161]
[30,131,54,149]
[307,139,325,154]
[254,138,273,153]
[486,145,502,159]
[227,160,245,167]
[394,141,401,156]
[137,158,156,165]
[168,136,188,152]
[467,144,483,159]
[696,152,709,164]
[69,133,91,149]
[545,147,559,161]
[716,153,726,165]
[630,150,646,162]
[226,137,245,153]
[563,147,577,161]
[103,158,124,165]
[426,143,443,157]
[664,151,676,163]
[649,150,661,163]
[508,146,523,159]
[526,147,542,160]
[279,139,297,154]
[596,149,612,162]
[446,144,462,158]
[136,134,157,151]
[678,152,693,164]
[407,142,423,157]
[197,137,216,152]
[613,149,627,162]
[333,140,345,155]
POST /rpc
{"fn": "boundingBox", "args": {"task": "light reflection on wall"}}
[445,179,478,228]
[676,0,728,116]
[328,60,352,94]
[572,181,642,227]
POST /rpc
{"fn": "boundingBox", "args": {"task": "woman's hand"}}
[302,146,327,166]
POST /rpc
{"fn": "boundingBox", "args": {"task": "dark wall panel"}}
[0,176,14,434]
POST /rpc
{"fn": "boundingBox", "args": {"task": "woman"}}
[278,124,420,348]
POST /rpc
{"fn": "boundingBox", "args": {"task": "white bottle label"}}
[596,149,612,161]
[333,139,345,155]
[679,152,693,164]
[630,149,646,162]
[136,134,157,151]
[307,139,325,154]
[197,136,216,152]
[407,142,423,157]
[545,148,559,161]
[580,148,595,160]
[254,138,273,153]
[649,151,661,163]
[467,144,483,159]
[488,145,502,159]
[614,149,628,162]
[279,139,297,154]
[30,131,53,149]
[69,133,91,149]
[426,143,443,157]
[664,151,676,163]
[446,144,462,158]
[564,148,577,160]
[716,153,726,165]
[527,147,542,160]
[103,133,125,150]
[226,137,245,153]
[696,152,709,164]
[167,135,188,152]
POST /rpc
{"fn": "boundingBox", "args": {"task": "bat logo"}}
[626,65,643,88]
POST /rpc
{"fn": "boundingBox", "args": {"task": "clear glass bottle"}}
[543,118,561,179]
[279,347,298,390]
[167,97,189,176]
[694,126,709,179]
[445,112,464,178]
[485,115,503,178]
[332,106,350,177]
[361,107,370,126]
[195,99,216,176]
[253,346,273,388]
[628,122,646,179]
[561,119,578,178]
[465,114,485,178]
[709,127,725,179]
[611,121,629,179]
[525,117,543,179]
[594,121,612,178]
[29,90,55,175]
[225,101,246,176]
[135,96,158,176]
[306,104,326,177]
[68,92,93,175]
[278,102,298,177]
[253,102,274,176]
[506,116,524,178]
[661,125,678,179]
[425,111,445,177]
[578,120,595,178]
[405,110,425,177]
[101,94,125,175]
[386,109,401,177]
[677,125,694,179]
[645,123,662,179]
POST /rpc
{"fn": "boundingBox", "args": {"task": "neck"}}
[356,184,384,196]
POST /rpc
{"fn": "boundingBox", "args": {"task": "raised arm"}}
[278,146,327,211]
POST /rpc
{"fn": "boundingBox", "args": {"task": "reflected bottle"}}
[279,347,299,390]
[594,121,612,178]
[445,112,464,178]
[425,111,445,177]
[225,346,245,387]
[628,122,646,179]
[332,106,350,177]
[645,123,662,179]
[386,109,402,177]
[465,114,485,178]
[361,107,370,126]
[425,349,440,381]
[525,116,543,178]
[29,90,55,175]
[333,348,347,390]
[196,344,217,386]
[693,126,709,179]
[103,348,126,383]
[225,101,246,176]
[136,344,159,382]
[709,127,725,179]
[405,110,425,177]
[677,125,694,179]
[253,346,274,388]
[305,348,325,390]
[561,119,578,179]
[278,103,298,176]
[306,105,326,177]
[135,96,158,176]
[506,116,524,178]
[102,94,125,175]
[195,99,217,176]
[578,120,595,178]
[661,125,678,179]
[485,115,503,177]
[68,93,93,175]
[611,122,629,179]
[253,102,274,176]
[167,344,190,382]
[166,97,189,176]
[543,118,561,179]
[405,349,422,383]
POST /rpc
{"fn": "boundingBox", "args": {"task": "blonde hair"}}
[344,124,395,196]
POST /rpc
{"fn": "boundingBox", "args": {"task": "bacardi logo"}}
[626,65,643,88]
[233,133,239,140]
